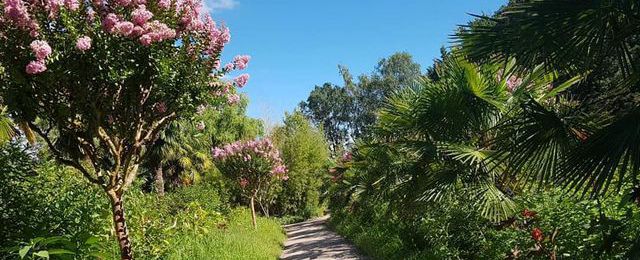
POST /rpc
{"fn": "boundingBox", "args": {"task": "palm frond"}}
[557,108,640,197]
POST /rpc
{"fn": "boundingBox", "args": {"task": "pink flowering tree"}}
[212,138,288,229]
[0,0,250,258]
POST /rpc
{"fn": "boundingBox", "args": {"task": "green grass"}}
[167,208,286,260]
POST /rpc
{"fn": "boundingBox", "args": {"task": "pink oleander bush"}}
[0,0,251,258]
[213,138,287,228]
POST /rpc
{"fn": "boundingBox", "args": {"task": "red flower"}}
[531,227,544,242]
[522,209,537,218]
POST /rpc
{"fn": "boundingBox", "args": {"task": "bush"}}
[1,143,285,259]
[0,142,107,253]
[270,111,331,219]
[329,188,640,259]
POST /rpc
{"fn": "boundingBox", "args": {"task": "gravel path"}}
[279,215,366,260]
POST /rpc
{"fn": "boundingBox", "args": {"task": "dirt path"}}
[279,215,366,260]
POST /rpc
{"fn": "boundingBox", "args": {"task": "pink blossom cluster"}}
[226,93,241,105]
[341,151,352,162]
[233,73,250,88]
[232,55,250,70]
[3,0,250,108]
[103,12,176,46]
[506,75,523,92]
[25,40,51,74]
[3,0,38,35]
[212,138,288,179]
[75,36,92,51]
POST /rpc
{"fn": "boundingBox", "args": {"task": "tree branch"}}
[28,122,102,185]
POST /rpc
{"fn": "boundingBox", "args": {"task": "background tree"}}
[212,138,287,229]
[0,0,249,257]
[270,111,330,218]
[300,52,422,153]
[299,83,353,154]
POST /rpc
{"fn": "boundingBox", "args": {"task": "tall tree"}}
[0,0,249,257]
[271,111,330,217]
[299,83,353,153]
[300,52,423,153]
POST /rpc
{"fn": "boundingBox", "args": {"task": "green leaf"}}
[33,250,49,259]
[540,74,583,100]
[84,236,100,245]
[18,245,31,259]
[47,249,75,255]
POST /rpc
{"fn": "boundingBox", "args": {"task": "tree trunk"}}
[107,190,133,260]
[250,196,257,229]
[154,163,164,196]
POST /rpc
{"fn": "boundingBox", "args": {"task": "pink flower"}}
[86,9,96,22]
[223,63,234,71]
[4,0,32,29]
[102,13,120,33]
[25,60,47,74]
[131,5,153,26]
[139,20,176,45]
[114,21,135,36]
[114,0,131,7]
[233,55,250,70]
[342,152,352,162]
[45,0,62,18]
[75,36,92,51]
[63,0,79,11]
[139,34,152,46]
[226,94,240,104]
[233,73,249,87]
[212,147,225,158]
[506,75,523,92]
[29,40,52,60]
[157,0,171,9]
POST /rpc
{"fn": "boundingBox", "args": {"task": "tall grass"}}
[168,209,286,260]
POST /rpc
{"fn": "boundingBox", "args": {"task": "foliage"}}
[300,52,423,153]
[457,0,640,198]
[0,142,107,252]
[270,111,330,218]
[330,188,640,259]
[299,83,353,154]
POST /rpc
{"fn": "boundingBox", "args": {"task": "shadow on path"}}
[280,215,366,260]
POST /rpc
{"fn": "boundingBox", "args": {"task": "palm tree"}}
[142,120,213,195]
[340,55,578,221]
[456,0,640,198]
[0,106,15,144]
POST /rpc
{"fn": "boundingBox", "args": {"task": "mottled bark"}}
[108,190,133,260]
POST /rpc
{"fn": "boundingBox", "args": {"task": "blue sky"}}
[211,0,506,122]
